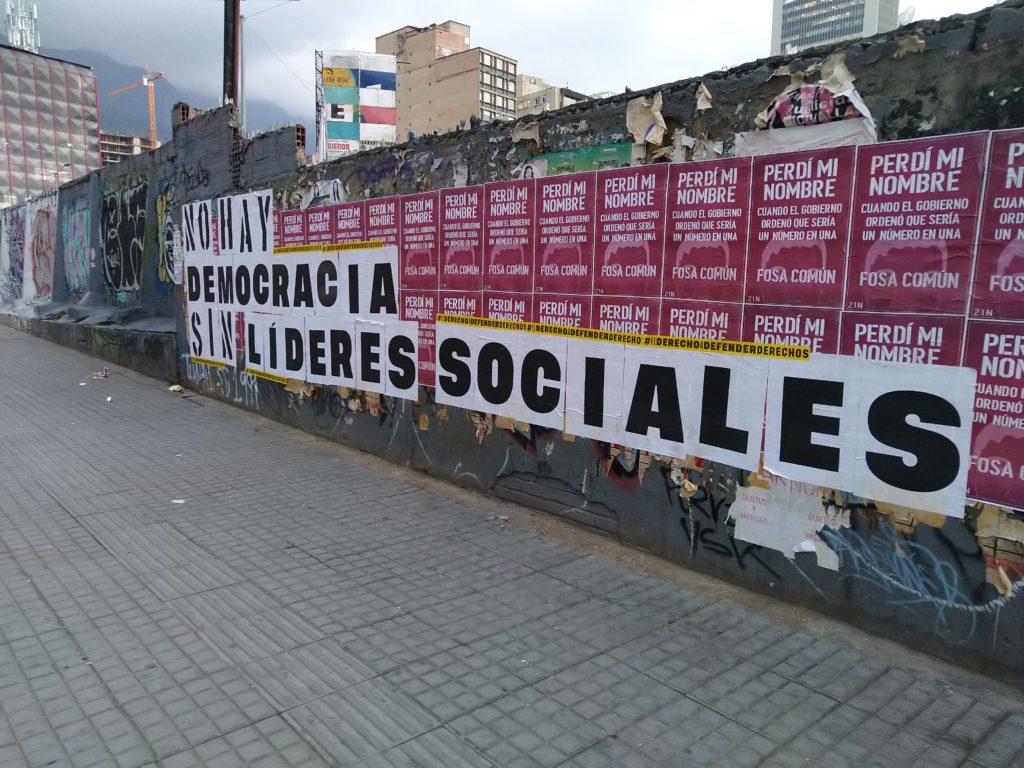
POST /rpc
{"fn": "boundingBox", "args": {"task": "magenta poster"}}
[333,201,366,244]
[483,180,534,293]
[664,157,751,303]
[280,209,305,247]
[273,211,282,248]
[438,290,482,318]
[747,146,854,308]
[840,312,964,366]
[305,206,333,245]
[742,306,840,354]
[591,296,660,336]
[661,299,742,340]
[400,289,437,387]
[534,294,591,327]
[399,192,439,290]
[440,186,483,291]
[845,132,986,314]
[365,197,399,246]
[483,291,532,322]
[963,319,1024,506]
[972,129,1024,321]
[594,164,668,297]
[535,172,596,295]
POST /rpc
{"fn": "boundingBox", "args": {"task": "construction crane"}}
[108,66,166,148]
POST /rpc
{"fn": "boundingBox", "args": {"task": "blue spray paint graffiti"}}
[61,197,91,297]
[820,522,1020,642]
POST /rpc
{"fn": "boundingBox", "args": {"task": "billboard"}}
[318,51,397,160]
[197,128,1024,514]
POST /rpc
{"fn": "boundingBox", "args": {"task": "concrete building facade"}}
[99,131,159,165]
[0,44,100,203]
[771,0,900,54]
[516,73,590,118]
[376,21,517,136]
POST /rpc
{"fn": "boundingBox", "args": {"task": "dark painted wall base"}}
[0,314,179,383]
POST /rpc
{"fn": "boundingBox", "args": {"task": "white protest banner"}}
[436,316,976,516]
[217,190,274,258]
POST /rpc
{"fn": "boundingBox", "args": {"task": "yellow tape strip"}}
[244,368,289,384]
[435,314,810,360]
[189,356,225,368]
[272,239,385,255]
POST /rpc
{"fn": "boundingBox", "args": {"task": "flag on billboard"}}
[318,50,398,160]
[358,88,396,108]
[360,106,396,125]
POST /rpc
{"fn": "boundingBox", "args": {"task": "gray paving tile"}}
[384,645,525,721]
[967,713,1024,768]
[334,614,463,674]
[159,716,331,768]
[448,686,607,768]
[464,617,603,684]
[242,638,375,710]
[353,726,497,768]
[618,696,778,766]
[285,679,438,766]
[139,560,246,601]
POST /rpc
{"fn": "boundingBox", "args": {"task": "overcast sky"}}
[35,0,997,122]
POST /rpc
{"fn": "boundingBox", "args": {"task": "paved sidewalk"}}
[0,325,1019,768]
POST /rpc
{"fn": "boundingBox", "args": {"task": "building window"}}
[482,53,492,67]
[508,62,516,75]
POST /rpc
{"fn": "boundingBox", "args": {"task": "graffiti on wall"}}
[101,176,148,300]
[61,196,91,297]
[0,205,25,302]
[155,179,177,292]
[27,194,57,301]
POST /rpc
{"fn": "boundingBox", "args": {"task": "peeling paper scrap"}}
[729,479,849,570]
[626,92,667,145]
[977,506,1024,544]
[511,124,541,145]
[696,82,713,111]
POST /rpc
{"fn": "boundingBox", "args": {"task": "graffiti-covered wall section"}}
[5,2,1024,675]
[0,103,305,379]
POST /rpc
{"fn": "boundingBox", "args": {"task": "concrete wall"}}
[4,1,1024,678]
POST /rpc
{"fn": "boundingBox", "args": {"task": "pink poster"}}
[334,201,366,244]
[273,211,282,248]
[742,306,840,354]
[280,210,306,247]
[438,290,482,318]
[972,129,1024,320]
[401,289,437,387]
[305,206,333,245]
[440,187,483,291]
[592,296,660,336]
[484,180,535,293]
[365,197,399,246]
[660,299,742,340]
[534,294,592,327]
[840,312,964,366]
[594,164,668,297]
[747,146,854,308]
[664,158,751,303]
[400,192,440,290]
[846,133,986,314]
[483,291,532,322]
[535,172,596,295]
[963,319,1024,506]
